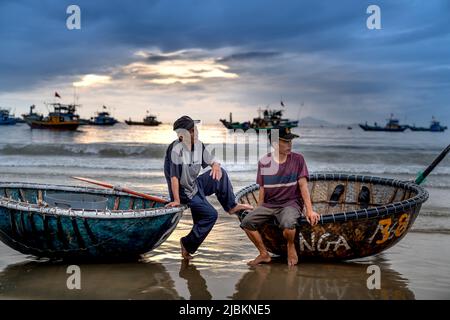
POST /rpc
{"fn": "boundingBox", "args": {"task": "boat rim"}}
[0,182,186,219]
[235,173,429,225]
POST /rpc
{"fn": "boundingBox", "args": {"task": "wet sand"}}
[1,213,449,300]
[0,126,449,299]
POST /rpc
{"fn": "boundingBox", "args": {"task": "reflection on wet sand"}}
[0,255,415,300]
[231,257,415,300]
[179,260,212,300]
[0,260,181,300]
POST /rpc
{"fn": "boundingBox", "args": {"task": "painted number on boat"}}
[369,213,410,244]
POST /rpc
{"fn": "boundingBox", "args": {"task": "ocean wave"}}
[0,143,167,158]
[0,156,449,178]
[410,228,450,235]
[420,210,450,218]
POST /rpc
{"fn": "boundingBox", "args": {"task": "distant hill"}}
[298,116,335,127]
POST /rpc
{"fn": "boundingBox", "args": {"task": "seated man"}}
[164,116,253,260]
[240,128,320,266]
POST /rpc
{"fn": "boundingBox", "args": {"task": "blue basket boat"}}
[0,183,186,260]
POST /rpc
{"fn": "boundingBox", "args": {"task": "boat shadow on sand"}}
[0,255,414,300]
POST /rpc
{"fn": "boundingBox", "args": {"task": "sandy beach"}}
[1,214,449,299]
[0,124,449,299]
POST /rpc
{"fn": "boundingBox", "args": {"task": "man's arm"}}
[298,177,320,226]
[202,143,222,180]
[166,176,181,207]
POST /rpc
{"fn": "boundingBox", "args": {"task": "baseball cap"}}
[173,116,200,131]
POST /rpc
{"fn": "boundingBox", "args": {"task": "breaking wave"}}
[0,143,167,158]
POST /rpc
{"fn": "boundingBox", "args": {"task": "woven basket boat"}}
[0,183,185,260]
[235,173,429,260]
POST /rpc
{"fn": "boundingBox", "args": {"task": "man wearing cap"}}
[164,116,253,260]
[240,127,320,266]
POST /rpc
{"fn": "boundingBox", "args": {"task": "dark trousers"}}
[181,168,237,254]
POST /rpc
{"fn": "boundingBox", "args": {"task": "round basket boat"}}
[0,182,186,260]
[235,173,429,261]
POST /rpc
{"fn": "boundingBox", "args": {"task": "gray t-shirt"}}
[164,139,216,200]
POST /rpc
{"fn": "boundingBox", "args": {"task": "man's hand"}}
[165,201,181,208]
[305,210,320,226]
[210,162,222,181]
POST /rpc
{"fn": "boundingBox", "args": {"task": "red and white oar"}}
[71,176,168,204]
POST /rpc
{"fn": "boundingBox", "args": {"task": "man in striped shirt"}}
[240,128,320,266]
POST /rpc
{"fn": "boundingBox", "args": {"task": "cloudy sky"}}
[0,0,449,125]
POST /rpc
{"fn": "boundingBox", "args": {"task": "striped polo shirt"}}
[256,152,309,211]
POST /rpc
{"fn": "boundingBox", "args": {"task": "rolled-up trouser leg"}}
[181,194,218,254]
[275,206,301,229]
[240,206,277,231]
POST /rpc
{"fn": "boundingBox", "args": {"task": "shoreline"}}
[1,215,449,300]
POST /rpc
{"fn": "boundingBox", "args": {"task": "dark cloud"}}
[0,0,449,123]
[217,51,281,62]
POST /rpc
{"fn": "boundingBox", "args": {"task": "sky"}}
[0,0,449,125]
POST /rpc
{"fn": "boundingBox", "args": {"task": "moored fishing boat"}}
[0,182,185,260]
[89,106,119,126]
[22,105,43,123]
[235,174,428,260]
[220,105,299,132]
[125,110,161,126]
[409,117,447,132]
[359,114,408,132]
[0,108,17,125]
[25,103,81,130]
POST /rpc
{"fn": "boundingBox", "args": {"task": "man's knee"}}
[206,207,218,223]
[219,167,229,180]
[278,207,301,230]
[240,214,257,231]
[279,220,298,230]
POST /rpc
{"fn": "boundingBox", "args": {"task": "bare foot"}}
[287,243,298,267]
[180,239,193,260]
[229,203,254,215]
[247,253,271,266]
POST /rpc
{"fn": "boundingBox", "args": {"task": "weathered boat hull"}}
[359,124,407,132]
[409,127,447,132]
[0,120,17,125]
[125,120,161,126]
[26,120,80,131]
[0,183,185,260]
[89,121,118,126]
[235,174,428,261]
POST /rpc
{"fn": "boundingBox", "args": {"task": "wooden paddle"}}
[71,176,168,204]
[415,144,450,185]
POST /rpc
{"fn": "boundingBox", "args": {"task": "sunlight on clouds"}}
[73,74,112,87]
[123,59,238,84]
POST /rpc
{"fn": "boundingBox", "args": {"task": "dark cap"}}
[173,116,200,131]
[270,127,299,142]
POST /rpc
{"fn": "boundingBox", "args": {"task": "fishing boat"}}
[22,105,43,123]
[220,106,299,132]
[0,108,17,125]
[25,103,81,130]
[0,182,185,260]
[234,145,449,261]
[125,111,161,126]
[89,106,119,126]
[409,117,447,132]
[78,118,90,126]
[359,114,408,132]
